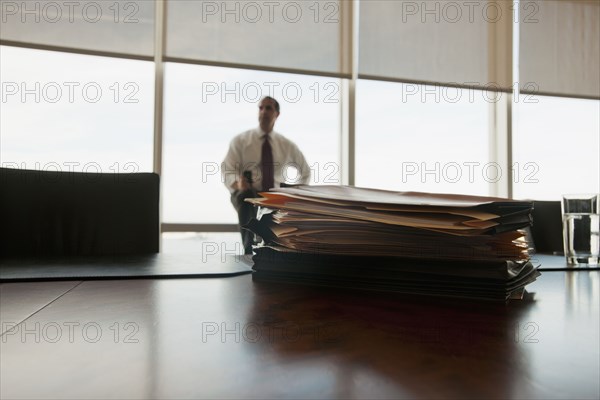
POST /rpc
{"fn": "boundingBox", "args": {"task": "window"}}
[0,46,154,174]
[356,79,491,196]
[2,2,597,230]
[513,95,600,200]
[162,63,341,223]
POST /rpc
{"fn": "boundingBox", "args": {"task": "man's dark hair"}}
[262,96,280,113]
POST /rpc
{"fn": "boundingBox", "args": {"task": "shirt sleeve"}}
[222,137,241,194]
[291,142,311,185]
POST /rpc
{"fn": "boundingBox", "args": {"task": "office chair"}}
[0,167,159,256]
[531,200,564,255]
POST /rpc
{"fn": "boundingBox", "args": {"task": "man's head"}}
[258,96,280,134]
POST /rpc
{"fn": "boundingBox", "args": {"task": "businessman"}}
[222,96,310,254]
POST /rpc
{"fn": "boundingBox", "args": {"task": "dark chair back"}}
[0,167,159,256]
[531,200,563,254]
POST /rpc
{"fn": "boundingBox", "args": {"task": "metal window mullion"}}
[153,0,166,176]
[155,0,166,239]
[340,0,358,186]
[0,40,154,61]
[487,0,513,198]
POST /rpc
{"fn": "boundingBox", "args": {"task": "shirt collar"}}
[257,127,276,140]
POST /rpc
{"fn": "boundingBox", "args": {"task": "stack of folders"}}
[244,185,540,301]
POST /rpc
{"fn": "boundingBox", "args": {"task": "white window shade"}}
[519,0,600,99]
[166,0,348,76]
[359,0,510,90]
[0,0,154,57]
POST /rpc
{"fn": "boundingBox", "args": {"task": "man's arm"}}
[291,143,311,185]
[223,136,257,193]
[222,138,241,194]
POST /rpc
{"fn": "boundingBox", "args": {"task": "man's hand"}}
[236,176,252,192]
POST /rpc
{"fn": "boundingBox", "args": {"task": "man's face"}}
[258,98,279,132]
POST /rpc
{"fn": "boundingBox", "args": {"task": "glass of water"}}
[561,194,600,266]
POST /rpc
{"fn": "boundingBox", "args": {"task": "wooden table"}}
[1,255,598,399]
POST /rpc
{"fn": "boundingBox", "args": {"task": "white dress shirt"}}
[222,128,311,193]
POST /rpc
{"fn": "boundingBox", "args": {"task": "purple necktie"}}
[261,135,274,191]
